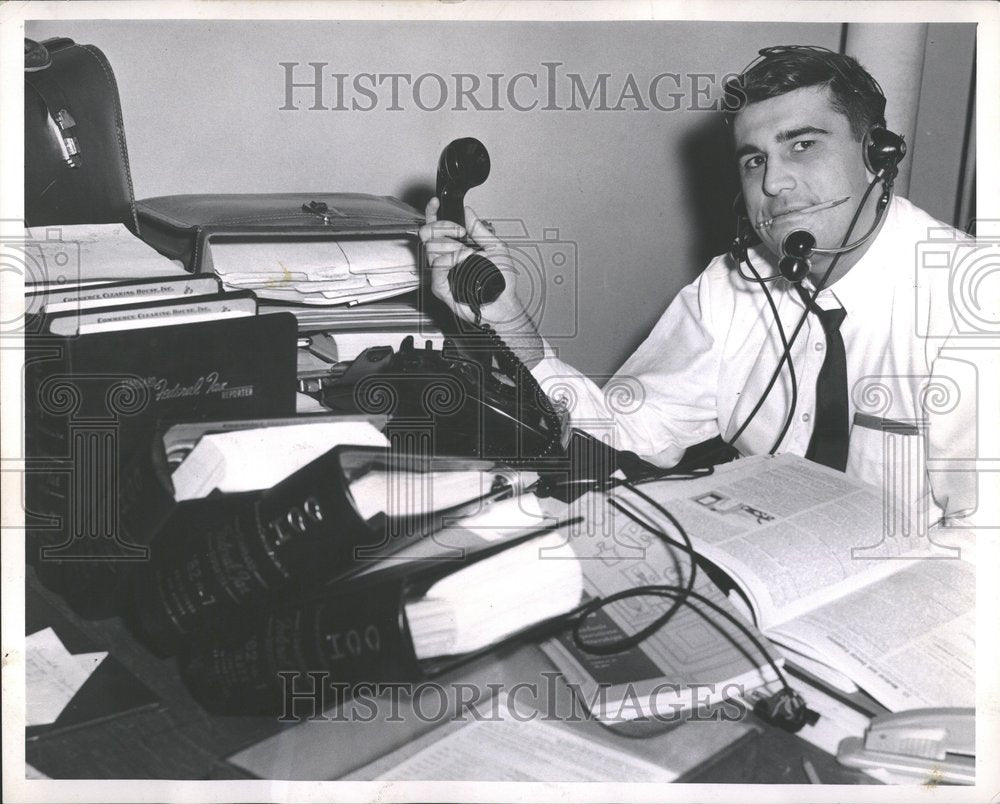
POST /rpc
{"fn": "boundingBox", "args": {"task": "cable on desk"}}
[569,481,818,733]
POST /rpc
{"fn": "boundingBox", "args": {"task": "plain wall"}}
[25,20,974,376]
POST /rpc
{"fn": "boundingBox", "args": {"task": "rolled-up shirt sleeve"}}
[530,271,725,468]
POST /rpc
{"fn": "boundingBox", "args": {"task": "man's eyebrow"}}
[776,125,831,143]
[735,126,832,160]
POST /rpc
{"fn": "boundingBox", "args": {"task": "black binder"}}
[24,312,298,617]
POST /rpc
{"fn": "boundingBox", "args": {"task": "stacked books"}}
[114,418,586,715]
[22,224,300,616]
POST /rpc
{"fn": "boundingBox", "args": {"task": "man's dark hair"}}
[725,46,887,140]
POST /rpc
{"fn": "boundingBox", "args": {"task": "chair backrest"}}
[25,37,139,231]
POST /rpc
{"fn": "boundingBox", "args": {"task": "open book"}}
[540,494,781,724]
[613,454,975,713]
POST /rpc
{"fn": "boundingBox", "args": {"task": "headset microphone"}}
[778,229,816,282]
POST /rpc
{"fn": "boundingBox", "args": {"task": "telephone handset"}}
[837,707,975,784]
[435,137,506,315]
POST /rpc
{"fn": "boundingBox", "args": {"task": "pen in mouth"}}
[755,197,850,230]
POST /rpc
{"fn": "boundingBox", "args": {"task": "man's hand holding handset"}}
[420,198,546,369]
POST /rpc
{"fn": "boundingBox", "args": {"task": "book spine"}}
[130,493,274,655]
[179,579,420,716]
[130,448,387,654]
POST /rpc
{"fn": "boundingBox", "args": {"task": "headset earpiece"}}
[863,126,906,176]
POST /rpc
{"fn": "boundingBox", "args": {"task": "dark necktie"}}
[797,288,850,471]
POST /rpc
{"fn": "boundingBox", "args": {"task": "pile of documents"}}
[206,236,421,305]
[21,222,187,290]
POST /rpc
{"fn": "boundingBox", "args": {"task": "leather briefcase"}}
[135,193,424,274]
[25,37,138,230]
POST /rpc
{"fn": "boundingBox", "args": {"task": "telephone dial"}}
[320,334,564,461]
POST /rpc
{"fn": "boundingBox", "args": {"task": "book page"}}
[404,531,582,658]
[768,558,975,711]
[540,498,779,722]
[630,454,945,627]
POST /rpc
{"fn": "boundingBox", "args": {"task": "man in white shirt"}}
[420,46,983,527]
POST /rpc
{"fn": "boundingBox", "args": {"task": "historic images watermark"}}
[275,673,750,725]
[279,63,740,113]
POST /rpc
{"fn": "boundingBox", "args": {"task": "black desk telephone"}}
[312,138,655,496]
[321,334,563,461]
[320,138,565,464]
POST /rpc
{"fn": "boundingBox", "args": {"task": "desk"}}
[25,567,878,784]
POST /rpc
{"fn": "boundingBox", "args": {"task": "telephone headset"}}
[724,45,906,455]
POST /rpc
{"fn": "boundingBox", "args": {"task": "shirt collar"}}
[742,194,902,316]
[791,195,903,315]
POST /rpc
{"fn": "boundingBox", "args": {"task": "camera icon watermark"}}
[424,218,580,343]
[915,221,1000,338]
[0,221,82,338]
[495,220,579,339]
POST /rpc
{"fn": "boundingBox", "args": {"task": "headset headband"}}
[724,45,888,122]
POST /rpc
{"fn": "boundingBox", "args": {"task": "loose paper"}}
[26,628,107,727]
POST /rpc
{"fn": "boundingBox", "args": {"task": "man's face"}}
[733,85,873,261]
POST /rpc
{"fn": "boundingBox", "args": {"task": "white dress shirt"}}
[532,196,987,527]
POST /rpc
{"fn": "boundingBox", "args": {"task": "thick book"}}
[24,313,298,617]
[129,446,525,655]
[572,454,975,714]
[178,528,581,716]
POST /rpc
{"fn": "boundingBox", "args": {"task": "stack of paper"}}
[207,237,421,305]
[22,223,187,291]
[262,297,434,328]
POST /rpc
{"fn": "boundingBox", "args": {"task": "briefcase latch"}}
[302,200,338,224]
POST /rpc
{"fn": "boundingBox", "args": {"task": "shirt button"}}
[814,342,824,352]
[802,413,811,422]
